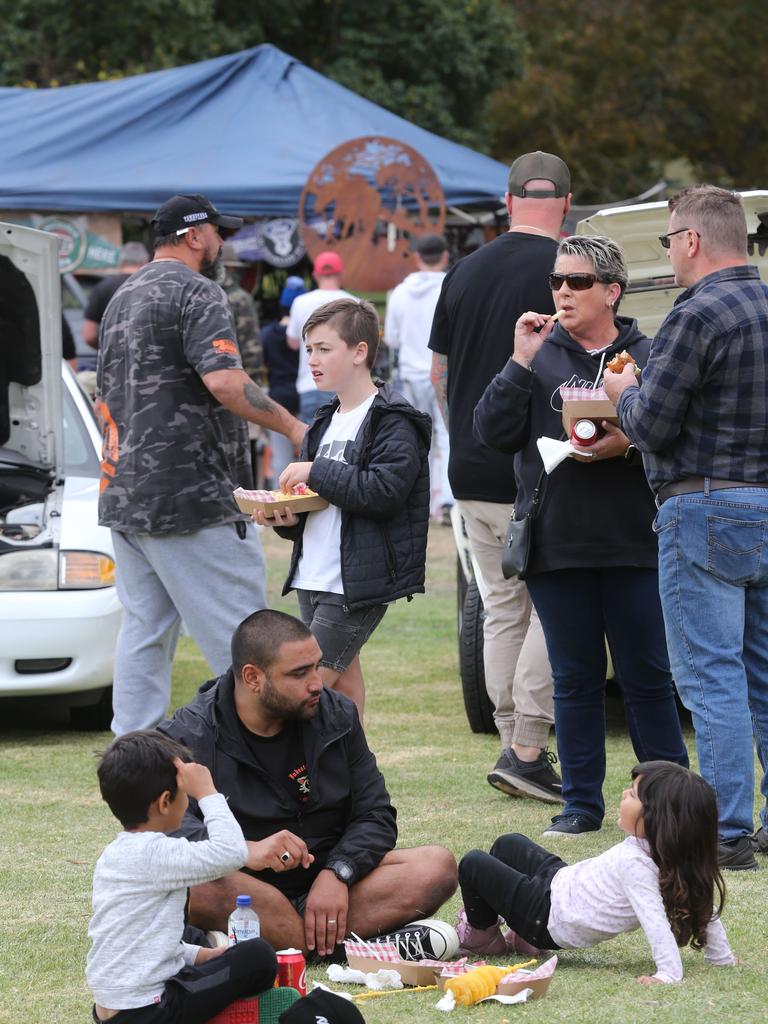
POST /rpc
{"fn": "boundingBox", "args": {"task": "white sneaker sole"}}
[488,770,564,804]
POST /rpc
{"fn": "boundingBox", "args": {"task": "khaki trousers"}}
[457,499,554,749]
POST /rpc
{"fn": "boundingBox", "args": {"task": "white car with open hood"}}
[0,222,121,728]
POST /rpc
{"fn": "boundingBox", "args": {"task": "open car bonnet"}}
[577,190,768,336]
[0,222,63,477]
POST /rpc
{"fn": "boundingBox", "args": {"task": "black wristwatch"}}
[624,444,638,464]
[325,859,354,886]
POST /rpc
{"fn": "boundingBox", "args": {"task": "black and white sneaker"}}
[371,918,459,961]
[543,813,601,837]
[487,748,564,804]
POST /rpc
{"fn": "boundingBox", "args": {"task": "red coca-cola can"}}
[275,948,307,997]
[570,418,601,446]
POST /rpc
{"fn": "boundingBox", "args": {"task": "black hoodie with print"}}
[474,316,658,577]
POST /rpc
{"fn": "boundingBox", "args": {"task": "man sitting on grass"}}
[160,608,459,961]
[87,731,277,1023]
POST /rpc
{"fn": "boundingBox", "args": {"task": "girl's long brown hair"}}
[632,761,726,949]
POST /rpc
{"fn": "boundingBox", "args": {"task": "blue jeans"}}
[655,488,768,840]
[527,567,688,825]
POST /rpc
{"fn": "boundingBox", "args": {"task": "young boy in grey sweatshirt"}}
[86,730,276,1022]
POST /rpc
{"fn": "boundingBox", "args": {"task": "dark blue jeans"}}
[526,567,689,825]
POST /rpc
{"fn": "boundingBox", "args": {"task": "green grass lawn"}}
[0,526,764,1023]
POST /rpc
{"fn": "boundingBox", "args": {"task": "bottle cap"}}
[235,894,252,907]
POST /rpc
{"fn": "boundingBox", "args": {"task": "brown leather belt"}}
[656,477,768,507]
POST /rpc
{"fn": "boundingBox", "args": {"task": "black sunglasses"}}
[548,272,607,291]
[658,227,698,249]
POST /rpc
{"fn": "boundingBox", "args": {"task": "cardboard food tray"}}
[436,956,556,1001]
[561,397,618,434]
[346,953,442,987]
[233,490,328,516]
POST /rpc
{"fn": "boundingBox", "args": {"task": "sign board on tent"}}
[298,136,445,292]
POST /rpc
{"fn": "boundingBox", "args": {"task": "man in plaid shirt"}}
[604,185,768,873]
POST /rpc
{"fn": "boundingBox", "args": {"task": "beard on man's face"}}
[260,675,320,721]
[200,246,223,281]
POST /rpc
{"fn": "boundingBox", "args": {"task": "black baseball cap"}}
[151,194,243,236]
[279,990,364,1024]
[508,151,570,198]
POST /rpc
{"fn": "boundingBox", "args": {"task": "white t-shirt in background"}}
[287,288,354,395]
[293,393,376,594]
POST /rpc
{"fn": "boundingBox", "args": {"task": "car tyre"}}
[69,686,113,731]
[459,577,496,734]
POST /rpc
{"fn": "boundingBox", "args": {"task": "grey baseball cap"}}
[508,151,571,198]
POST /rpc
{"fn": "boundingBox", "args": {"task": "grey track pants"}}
[111,521,267,734]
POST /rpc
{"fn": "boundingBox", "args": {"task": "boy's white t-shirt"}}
[293,393,376,594]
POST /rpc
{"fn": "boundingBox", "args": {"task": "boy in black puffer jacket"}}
[252,297,431,719]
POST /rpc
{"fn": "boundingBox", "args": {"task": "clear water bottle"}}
[228,894,260,946]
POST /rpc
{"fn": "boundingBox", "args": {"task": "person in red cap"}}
[286,251,354,423]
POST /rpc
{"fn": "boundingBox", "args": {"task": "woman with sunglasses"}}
[474,235,688,837]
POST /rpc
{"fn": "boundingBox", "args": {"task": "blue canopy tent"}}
[0,45,509,216]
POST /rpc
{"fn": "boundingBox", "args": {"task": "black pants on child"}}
[91,940,277,1024]
[459,833,566,950]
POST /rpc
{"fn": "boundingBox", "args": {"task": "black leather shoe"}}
[749,825,768,856]
[718,836,758,871]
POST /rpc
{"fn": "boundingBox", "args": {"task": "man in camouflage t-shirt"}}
[98,193,305,735]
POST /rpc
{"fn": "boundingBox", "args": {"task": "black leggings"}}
[459,833,566,950]
[92,940,277,1024]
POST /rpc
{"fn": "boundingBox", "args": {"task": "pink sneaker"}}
[456,907,508,956]
[501,926,540,957]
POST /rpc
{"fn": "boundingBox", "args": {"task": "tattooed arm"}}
[202,368,306,448]
[430,352,449,428]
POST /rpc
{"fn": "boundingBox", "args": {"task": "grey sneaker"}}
[487,748,564,804]
[749,825,768,856]
[543,813,601,837]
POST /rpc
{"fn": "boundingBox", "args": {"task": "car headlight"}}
[0,549,58,590]
[0,550,116,590]
[59,551,116,589]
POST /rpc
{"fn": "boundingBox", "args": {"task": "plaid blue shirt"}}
[617,265,768,490]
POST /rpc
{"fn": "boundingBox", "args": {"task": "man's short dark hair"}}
[414,234,447,267]
[231,609,313,680]
[302,298,380,369]
[97,730,191,830]
[668,185,747,258]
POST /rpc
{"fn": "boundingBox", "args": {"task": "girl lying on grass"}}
[457,761,738,983]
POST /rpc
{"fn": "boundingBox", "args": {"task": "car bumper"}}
[0,588,122,696]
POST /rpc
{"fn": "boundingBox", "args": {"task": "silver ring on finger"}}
[280,850,291,863]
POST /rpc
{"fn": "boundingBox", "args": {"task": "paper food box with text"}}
[560,385,618,435]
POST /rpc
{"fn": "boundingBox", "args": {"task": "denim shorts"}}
[296,590,387,672]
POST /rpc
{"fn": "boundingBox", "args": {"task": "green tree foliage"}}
[488,1,676,202]
[488,0,768,202]
[0,0,521,152]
